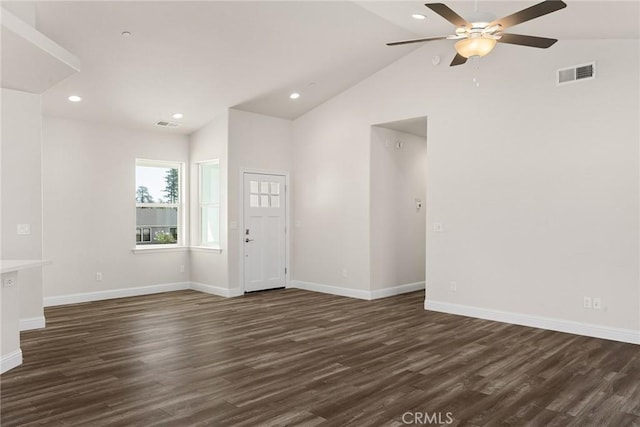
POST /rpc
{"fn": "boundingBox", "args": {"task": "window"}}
[199,160,220,247]
[135,160,184,246]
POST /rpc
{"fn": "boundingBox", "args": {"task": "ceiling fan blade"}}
[386,36,449,46]
[425,3,470,27]
[450,53,468,66]
[490,0,567,30]
[498,33,558,48]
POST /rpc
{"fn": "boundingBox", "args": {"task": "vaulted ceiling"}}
[4,1,639,134]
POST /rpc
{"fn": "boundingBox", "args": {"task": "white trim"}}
[239,168,291,294]
[189,246,223,254]
[288,280,424,300]
[132,246,189,254]
[1,349,23,374]
[44,282,190,306]
[20,316,46,331]
[190,282,242,298]
[370,281,425,299]
[288,280,371,300]
[425,300,640,345]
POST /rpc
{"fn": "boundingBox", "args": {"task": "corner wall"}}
[227,109,292,289]
[1,88,44,325]
[291,39,640,340]
[189,111,230,293]
[187,109,293,292]
[42,117,190,303]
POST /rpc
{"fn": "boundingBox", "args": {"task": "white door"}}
[243,173,287,292]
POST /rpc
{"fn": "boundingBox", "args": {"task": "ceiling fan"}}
[387,0,567,66]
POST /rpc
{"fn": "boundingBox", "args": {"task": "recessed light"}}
[172,113,183,119]
[411,13,426,20]
[68,95,82,102]
[121,31,132,37]
[289,92,300,100]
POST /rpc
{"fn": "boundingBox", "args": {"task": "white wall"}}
[189,111,229,289]
[292,107,372,290]
[370,126,426,290]
[292,39,639,334]
[227,109,292,289]
[42,117,190,300]
[1,88,44,322]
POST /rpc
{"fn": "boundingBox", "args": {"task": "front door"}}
[243,172,286,292]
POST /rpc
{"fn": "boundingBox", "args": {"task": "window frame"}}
[135,159,186,249]
[198,159,221,249]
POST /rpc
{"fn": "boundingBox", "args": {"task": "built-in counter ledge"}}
[0,260,51,274]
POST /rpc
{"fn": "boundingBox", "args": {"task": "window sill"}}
[190,246,223,254]
[132,246,189,254]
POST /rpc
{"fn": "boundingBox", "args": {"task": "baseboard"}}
[190,282,243,298]
[1,349,23,374]
[20,316,46,331]
[370,282,425,299]
[41,279,420,307]
[288,280,424,300]
[288,280,371,300]
[44,282,190,307]
[425,300,640,345]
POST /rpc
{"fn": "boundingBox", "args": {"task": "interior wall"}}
[292,39,639,332]
[189,111,229,289]
[42,117,190,299]
[227,108,292,289]
[292,107,372,290]
[1,88,44,321]
[370,126,427,290]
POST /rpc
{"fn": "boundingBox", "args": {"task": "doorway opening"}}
[370,117,428,293]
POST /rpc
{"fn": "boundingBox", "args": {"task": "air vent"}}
[156,121,181,128]
[557,62,596,85]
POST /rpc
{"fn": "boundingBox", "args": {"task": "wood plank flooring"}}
[1,289,639,426]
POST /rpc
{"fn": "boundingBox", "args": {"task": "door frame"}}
[238,168,290,294]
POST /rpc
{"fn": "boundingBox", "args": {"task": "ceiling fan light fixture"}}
[454,37,497,58]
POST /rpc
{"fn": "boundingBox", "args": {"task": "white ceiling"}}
[8,1,640,135]
[26,1,418,134]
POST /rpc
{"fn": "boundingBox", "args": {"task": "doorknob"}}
[245,238,254,243]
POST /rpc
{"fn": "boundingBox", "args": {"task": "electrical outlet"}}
[3,277,15,287]
[450,281,457,292]
[583,296,592,309]
[179,265,185,273]
[96,272,103,281]
[17,224,31,235]
[432,223,443,232]
[341,268,348,278]
[593,298,601,310]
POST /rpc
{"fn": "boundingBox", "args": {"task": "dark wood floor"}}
[1,289,639,426]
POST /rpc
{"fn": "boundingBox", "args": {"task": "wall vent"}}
[156,121,181,128]
[557,62,596,85]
